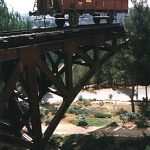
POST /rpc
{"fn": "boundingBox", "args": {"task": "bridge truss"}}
[0,24,126,150]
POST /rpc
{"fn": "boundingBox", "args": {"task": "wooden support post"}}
[43,100,70,147]
[64,39,75,95]
[27,64,43,150]
[0,62,23,110]
[43,39,77,147]
[20,46,44,150]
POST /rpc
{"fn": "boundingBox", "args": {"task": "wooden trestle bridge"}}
[0,24,126,150]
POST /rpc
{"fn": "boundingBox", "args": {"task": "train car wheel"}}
[54,13,65,28]
[93,16,100,25]
[55,18,65,28]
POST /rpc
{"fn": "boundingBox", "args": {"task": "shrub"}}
[108,94,113,100]
[145,145,150,150]
[67,107,82,115]
[126,112,137,121]
[78,95,84,101]
[120,113,129,124]
[94,112,111,118]
[119,112,149,127]
[49,105,57,115]
[77,115,88,126]
[144,105,150,117]
[76,99,91,107]
[134,116,148,128]
[119,112,137,123]
[44,116,51,125]
[40,107,50,118]
[138,102,150,117]
[67,106,91,115]
[49,134,63,148]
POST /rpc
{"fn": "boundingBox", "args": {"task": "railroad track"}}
[0,24,124,49]
[0,24,121,36]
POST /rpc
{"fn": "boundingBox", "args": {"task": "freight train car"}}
[30,0,128,27]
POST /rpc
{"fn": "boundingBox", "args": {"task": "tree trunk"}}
[131,84,135,113]
[136,85,138,100]
[145,86,148,101]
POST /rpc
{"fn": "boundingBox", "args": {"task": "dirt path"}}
[42,121,150,138]
[42,122,100,135]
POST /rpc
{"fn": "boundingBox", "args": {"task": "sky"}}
[4,0,150,14]
[5,0,35,14]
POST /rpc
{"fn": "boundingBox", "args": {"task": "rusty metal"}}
[0,24,126,149]
[30,0,128,25]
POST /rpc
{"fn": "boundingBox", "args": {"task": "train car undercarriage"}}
[30,0,128,27]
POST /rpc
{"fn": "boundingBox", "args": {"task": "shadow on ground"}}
[61,134,150,150]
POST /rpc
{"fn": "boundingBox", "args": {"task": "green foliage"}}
[134,117,147,128]
[131,101,150,127]
[145,145,150,150]
[0,1,32,91]
[85,117,114,126]
[62,134,100,150]
[49,134,64,149]
[44,116,51,125]
[76,98,91,107]
[119,112,137,124]
[118,109,149,127]
[67,106,91,115]
[51,134,63,144]
[49,105,58,115]
[73,64,89,86]
[67,106,80,115]
[73,116,116,127]
[61,134,150,150]
[119,113,128,123]
[40,107,50,124]
[124,1,150,85]
[94,112,111,118]
[108,94,113,100]
[40,107,50,118]
[77,115,88,126]
[143,105,150,117]
[126,112,137,121]
[0,0,32,31]
[78,95,84,101]
[94,1,150,87]
[138,102,150,117]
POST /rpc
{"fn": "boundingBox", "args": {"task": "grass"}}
[40,100,127,127]
[73,117,119,126]
[67,103,124,127]
[86,117,115,126]
[43,100,150,150]
[94,112,111,118]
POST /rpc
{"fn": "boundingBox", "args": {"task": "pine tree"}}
[0,0,32,31]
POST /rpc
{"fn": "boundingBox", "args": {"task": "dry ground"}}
[43,101,150,137]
